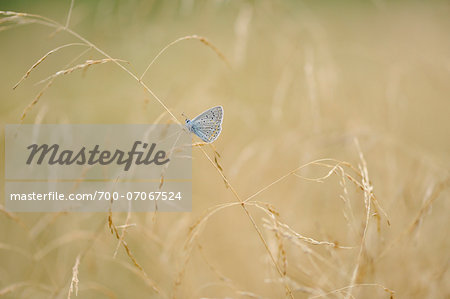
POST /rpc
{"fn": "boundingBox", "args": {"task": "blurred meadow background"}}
[1,0,449,298]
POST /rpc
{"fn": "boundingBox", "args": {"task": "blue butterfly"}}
[185,106,223,143]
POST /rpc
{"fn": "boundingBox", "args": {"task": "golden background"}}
[0,1,449,298]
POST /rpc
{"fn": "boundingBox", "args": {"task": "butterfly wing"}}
[190,106,223,143]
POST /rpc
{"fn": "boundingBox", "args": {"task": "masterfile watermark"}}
[26,141,170,171]
[5,124,192,212]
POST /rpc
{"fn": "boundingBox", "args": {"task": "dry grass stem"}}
[345,138,374,299]
[108,210,163,296]
[140,35,230,81]
[67,254,80,299]
[36,58,129,85]
[13,43,88,90]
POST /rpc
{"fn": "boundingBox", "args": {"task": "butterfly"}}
[185,106,224,143]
